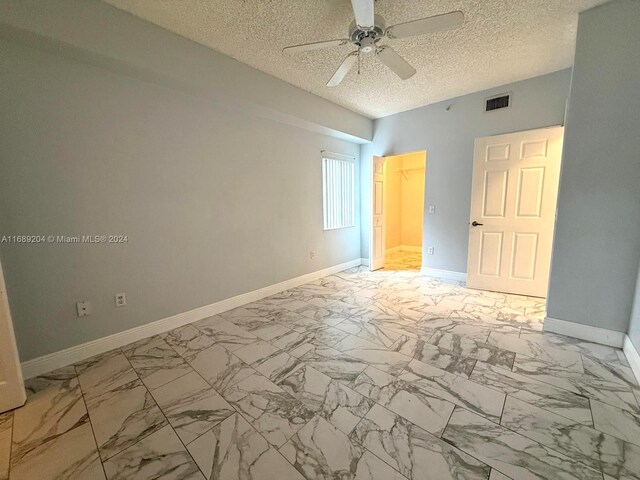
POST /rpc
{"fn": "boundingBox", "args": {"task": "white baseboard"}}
[543,316,624,348]
[623,335,640,385]
[21,258,363,379]
[360,258,370,267]
[420,267,467,283]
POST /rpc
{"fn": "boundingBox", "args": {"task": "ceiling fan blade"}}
[386,11,464,39]
[283,39,349,55]
[376,46,416,80]
[351,0,375,28]
[327,52,358,87]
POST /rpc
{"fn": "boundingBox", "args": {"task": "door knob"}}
[471,221,484,227]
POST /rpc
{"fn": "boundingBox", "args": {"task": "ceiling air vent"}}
[485,93,511,112]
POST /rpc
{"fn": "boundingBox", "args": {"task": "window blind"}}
[322,156,355,230]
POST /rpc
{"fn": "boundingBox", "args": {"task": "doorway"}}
[467,126,564,297]
[370,151,426,271]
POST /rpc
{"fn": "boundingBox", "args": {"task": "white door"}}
[0,260,26,413]
[370,156,386,270]
[467,126,564,297]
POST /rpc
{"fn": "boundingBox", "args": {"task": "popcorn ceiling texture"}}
[100,0,607,119]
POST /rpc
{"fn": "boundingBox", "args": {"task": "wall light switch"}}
[428,205,435,214]
[427,247,435,255]
[76,300,91,317]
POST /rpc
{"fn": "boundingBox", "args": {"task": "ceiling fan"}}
[283,0,464,87]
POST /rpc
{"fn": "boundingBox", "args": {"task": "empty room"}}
[1,0,640,479]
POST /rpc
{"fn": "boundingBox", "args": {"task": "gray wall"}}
[546,0,640,334]
[361,70,572,271]
[0,0,372,143]
[0,38,361,361]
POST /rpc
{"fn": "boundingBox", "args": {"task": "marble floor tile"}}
[487,332,583,370]
[161,324,215,358]
[443,408,603,480]
[274,311,323,332]
[512,355,640,415]
[429,330,516,370]
[390,336,477,377]
[187,413,304,480]
[222,373,314,447]
[249,322,292,342]
[501,395,640,479]
[352,366,455,435]
[582,355,639,389]
[334,318,404,348]
[185,344,255,391]
[233,339,281,366]
[272,329,323,351]
[311,326,351,347]
[489,470,512,480]
[123,336,193,390]
[350,403,490,480]
[424,317,520,341]
[400,359,506,422]
[590,399,640,446]
[9,423,105,480]
[103,425,203,480]
[279,363,373,434]
[366,317,423,338]
[151,371,235,444]
[334,335,412,376]
[519,329,622,364]
[23,365,77,397]
[471,362,592,425]
[86,379,167,460]
[195,318,258,351]
[11,376,88,466]
[75,349,139,401]
[0,412,12,480]
[253,350,304,384]
[291,342,369,384]
[280,415,407,480]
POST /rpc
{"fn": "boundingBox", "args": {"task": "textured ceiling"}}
[100,0,608,119]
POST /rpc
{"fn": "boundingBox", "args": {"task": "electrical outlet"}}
[427,247,435,255]
[76,300,91,317]
[115,293,126,307]
[428,205,436,214]
[309,250,316,260]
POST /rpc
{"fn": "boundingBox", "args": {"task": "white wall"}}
[361,70,572,272]
[383,156,402,249]
[546,0,640,334]
[0,35,362,361]
[400,153,426,248]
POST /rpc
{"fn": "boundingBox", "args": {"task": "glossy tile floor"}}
[2,253,639,480]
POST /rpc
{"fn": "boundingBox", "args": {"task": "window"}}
[322,155,355,230]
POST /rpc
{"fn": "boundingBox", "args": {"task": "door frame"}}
[368,150,427,271]
[0,259,26,413]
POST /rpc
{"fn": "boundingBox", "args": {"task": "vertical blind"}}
[322,156,355,230]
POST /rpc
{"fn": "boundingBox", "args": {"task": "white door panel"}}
[371,156,386,270]
[467,126,564,297]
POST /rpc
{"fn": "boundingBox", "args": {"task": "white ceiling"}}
[101,0,607,119]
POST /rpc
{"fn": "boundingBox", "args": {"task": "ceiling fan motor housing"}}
[348,14,386,52]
